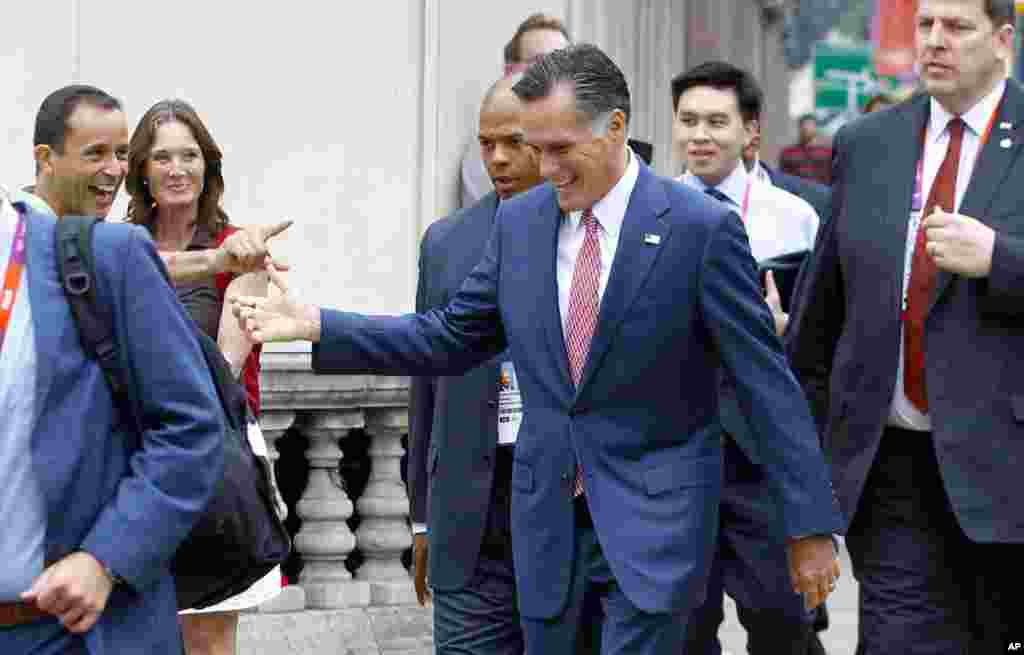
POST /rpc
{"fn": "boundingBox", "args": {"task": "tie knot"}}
[581,208,598,231]
[948,117,965,139]
[704,187,731,205]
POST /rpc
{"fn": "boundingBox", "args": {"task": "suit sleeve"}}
[407,225,439,527]
[699,210,842,539]
[81,226,224,591]
[981,232,1024,316]
[312,216,507,377]
[785,133,848,433]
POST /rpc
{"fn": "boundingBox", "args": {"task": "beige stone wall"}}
[1,0,791,325]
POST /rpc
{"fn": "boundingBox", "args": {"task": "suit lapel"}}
[885,97,930,317]
[22,204,62,434]
[538,191,574,394]
[576,164,670,396]
[931,81,1024,312]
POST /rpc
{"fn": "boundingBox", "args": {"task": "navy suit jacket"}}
[788,82,1024,541]
[407,191,506,591]
[21,198,223,653]
[314,162,841,618]
[762,163,831,221]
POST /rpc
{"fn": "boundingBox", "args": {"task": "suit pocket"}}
[1013,395,1024,423]
[511,461,535,493]
[645,454,720,496]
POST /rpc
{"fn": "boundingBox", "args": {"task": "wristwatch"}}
[79,550,126,588]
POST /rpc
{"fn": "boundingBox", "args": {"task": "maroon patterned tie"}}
[904,117,963,412]
[565,209,601,496]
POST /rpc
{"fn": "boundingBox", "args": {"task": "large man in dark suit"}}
[0,85,223,654]
[787,1,1024,652]
[407,76,545,655]
[235,44,841,655]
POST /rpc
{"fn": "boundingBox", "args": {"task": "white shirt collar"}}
[928,78,1006,143]
[681,159,748,207]
[566,147,639,243]
[753,159,772,185]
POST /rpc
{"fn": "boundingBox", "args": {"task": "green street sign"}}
[814,43,901,113]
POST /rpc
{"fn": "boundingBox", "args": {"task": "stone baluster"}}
[251,410,306,612]
[293,410,371,608]
[355,408,415,605]
[257,409,294,487]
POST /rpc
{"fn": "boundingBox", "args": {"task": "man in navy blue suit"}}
[0,85,223,654]
[235,44,841,655]
[408,75,547,655]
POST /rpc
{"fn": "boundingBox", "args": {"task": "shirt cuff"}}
[412,523,428,535]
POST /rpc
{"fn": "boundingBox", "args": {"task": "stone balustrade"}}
[240,350,431,655]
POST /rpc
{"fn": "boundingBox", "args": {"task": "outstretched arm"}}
[160,220,292,283]
[233,219,508,378]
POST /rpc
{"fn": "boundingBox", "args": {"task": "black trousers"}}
[682,435,818,655]
[847,428,1024,654]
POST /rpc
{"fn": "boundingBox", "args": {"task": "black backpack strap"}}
[56,216,127,400]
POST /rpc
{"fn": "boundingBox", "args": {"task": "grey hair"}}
[512,43,631,131]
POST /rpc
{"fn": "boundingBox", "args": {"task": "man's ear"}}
[608,109,627,144]
[34,144,55,176]
[745,119,761,148]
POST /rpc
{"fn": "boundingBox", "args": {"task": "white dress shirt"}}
[889,79,1007,431]
[0,187,45,600]
[680,160,820,263]
[557,149,639,329]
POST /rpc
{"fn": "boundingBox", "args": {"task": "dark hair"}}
[985,0,1014,28]
[125,99,229,236]
[512,43,631,127]
[504,13,571,65]
[670,61,763,124]
[33,85,121,173]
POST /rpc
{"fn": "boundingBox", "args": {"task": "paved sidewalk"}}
[718,541,857,655]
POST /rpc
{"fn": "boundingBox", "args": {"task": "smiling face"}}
[145,120,206,212]
[520,83,627,212]
[916,0,1012,115]
[36,103,129,218]
[673,85,754,187]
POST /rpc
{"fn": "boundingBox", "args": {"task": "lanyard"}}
[912,99,1001,212]
[902,97,1002,315]
[740,178,752,223]
[0,202,28,355]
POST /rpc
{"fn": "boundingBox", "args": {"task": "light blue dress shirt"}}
[0,191,45,600]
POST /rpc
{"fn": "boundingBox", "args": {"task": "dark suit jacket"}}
[313,162,841,619]
[20,196,223,653]
[717,165,833,464]
[762,162,833,433]
[407,192,505,591]
[762,162,831,220]
[787,82,1024,542]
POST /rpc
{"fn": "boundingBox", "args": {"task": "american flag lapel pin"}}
[643,233,661,245]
